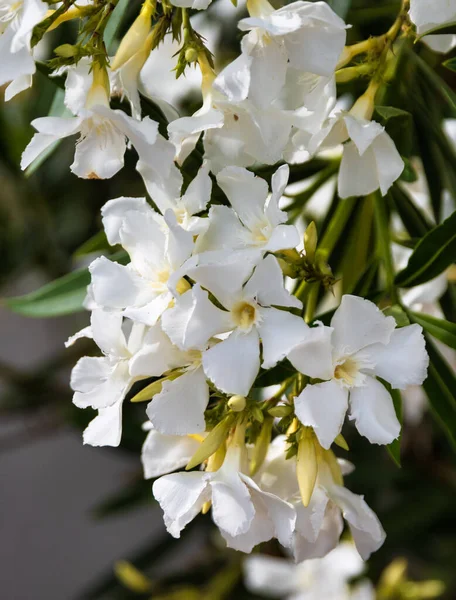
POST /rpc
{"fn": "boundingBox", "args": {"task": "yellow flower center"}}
[231,301,258,331]
[334,357,359,387]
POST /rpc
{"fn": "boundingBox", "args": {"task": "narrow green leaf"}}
[73,230,110,258]
[410,312,456,350]
[389,185,432,238]
[185,414,236,470]
[4,267,90,317]
[423,337,456,450]
[395,211,456,288]
[443,56,456,73]
[383,381,402,467]
[104,0,130,52]
[5,251,128,318]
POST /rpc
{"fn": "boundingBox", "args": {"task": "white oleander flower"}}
[168,55,300,172]
[141,423,202,479]
[0,0,47,98]
[259,437,386,561]
[240,0,347,78]
[306,112,404,198]
[90,199,193,326]
[162,253,308,396]
[409,0,456,35]
[68,312,186,447]
[153,433,296,552]
[195,165,300,253]
[287,295,429,448]
[244,542,373,600]
[21,65,180,193]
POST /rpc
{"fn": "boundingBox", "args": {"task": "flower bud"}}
[228,394,246,412]
[268,405,292,418]
[185,414,235,470]
[296,428,318,507]
[54,43,78,58]
[304,221,318,263]
[114,561,152,593]
[110,0,155,71]
[250,417,273,476]
[85,62,110,110]
[185,47,198,63]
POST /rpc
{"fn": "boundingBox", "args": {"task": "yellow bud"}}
[378,558,408,598]
[228,395,246,412]
[175,277,191,295]
[86,62,110,110]
[206,442,226,472]
[323,448,344,486]
[111,0,155,71]
[349,81,380,122]
[250,417,273,476]
[46,6,86,32]
[185,47,198,63]
[114,561,152,593]
[54,44,78,58]
[403,581,446,599]
[296,429,318,507]
[268,405,292,418]
[334,433,349,451]
[186,414,236,470]
[304,221,318,263]
[130,372,181,402]
[201,501,212,514]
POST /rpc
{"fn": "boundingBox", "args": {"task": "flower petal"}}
[153,472,211,538]
[329,484,386,560]
[90,308,128,357]
[294,381,349,449]
[141,428,201,479]
[349,376,401,445]
[210,474,255,537]
[162,284,232,351]
[287,323,335,380]
[83,401,123,447]
[146,367,209,435]
[370,324,429,389]
[202,329,260,396]
[244,254,302,309]
[101,197,148,245]
[330,295,395,357]
[259,307,309,369]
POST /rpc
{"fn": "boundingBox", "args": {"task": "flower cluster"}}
[8,0,453,575]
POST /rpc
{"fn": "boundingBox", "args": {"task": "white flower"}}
[308,112,404,198]
[287,295,429,448]
[259,437,386,561]
[195,164,300,253]
[239,0,347,80]
[141,423,202,479]
[163,254,308,396]
[21,69,180,194]
[168,55,299,172]
[69,312,185,447]
[153,438,296,552]
[90,200,193,326]
[150,162,212,234]
[244,542,371,600]
[0,0,47,98]
[409,0,456,35]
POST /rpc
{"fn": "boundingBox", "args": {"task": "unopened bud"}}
[185,47,198,63]
[304,221,318,263]
[111,0,154,71]
[334,433,349,451]
[86,62,110,110]
[228,395,246,412]
[54,43,78,58]
[268,405,293,418]
[114,561,152,593]
[296,428,318,507]
[250,417,273,476]
[186,414,235,470]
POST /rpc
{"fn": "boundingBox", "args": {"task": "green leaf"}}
[382,381,402,467]
[104,0,130,52]
[399,157,418,183]
[410,312,456,350]
[4,267,90,317]
[395,211,456,288]
[389,185,432,239]
[443,56,456,73]
[24,87,71,177]
[423,337,456,450]
[5,251,128,318]
[374,106,413,156]
[327,0,352,18]
[73,230,110,258]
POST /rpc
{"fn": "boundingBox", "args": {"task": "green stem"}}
[304,282,320,323]
[373,191,398,303]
